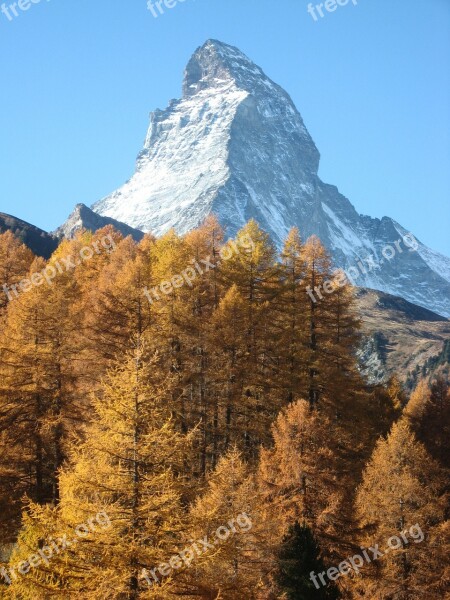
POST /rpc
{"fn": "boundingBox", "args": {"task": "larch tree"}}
[258,399,349,566]
[323,269,362,404]
[0,217,430,600]
[0,244,85,527]
[424,376,449,468]
[69,226,124,296]
[300,235,334,409]
[404,379,430,424]
[0,230,34,315]
[83,234,154,387]
[8,348,194,600]
[33,240,88,503]
[209,285,248,462]
[150,229,194,436]
[273,227,308,405]
[355,418,448,599]
[186,449,263,599]
[220,220,279,456]
[386,376,408,412]
[179,216,224,475]
[405,376,450,467]
[0,258,51,541]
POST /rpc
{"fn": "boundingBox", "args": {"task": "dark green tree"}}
[275,522,341,599]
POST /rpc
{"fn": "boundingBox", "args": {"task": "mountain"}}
[90,39,450,318]
[54,204,144,242]
[0,206,143,259]
[0,212,59,259]
[356,288,450,386]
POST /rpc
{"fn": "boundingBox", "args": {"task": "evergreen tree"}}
[274,522,340,600]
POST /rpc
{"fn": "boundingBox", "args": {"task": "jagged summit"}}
[85,40,450,317]
[182,39,276,97]
[55,204,144,242]
[93,39,319,239]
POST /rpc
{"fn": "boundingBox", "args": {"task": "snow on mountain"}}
[93,39,319,240]
[392,220,450,285]
[88,39,450,317]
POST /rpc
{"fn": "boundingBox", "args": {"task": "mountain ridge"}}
[356,287,450,386]
[68,39,450,317]
[0,212,58,259]
[54,203,144,242]
[0,207,143,258]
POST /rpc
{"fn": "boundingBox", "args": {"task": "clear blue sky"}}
[1,0,449,254]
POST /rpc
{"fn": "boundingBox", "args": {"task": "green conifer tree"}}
[274,522,341,599]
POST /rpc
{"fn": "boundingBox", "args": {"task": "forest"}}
[0,217,448,599]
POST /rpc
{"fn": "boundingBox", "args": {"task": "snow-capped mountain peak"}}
[90,40,450,317]
[182,39,266,96]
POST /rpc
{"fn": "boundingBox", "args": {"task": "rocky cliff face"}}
[90,39,450,317]
[55,204,144,242]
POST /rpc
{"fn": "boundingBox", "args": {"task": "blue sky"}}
[0,0,449,254]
